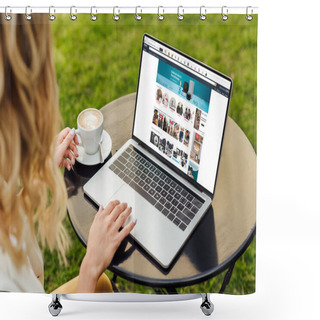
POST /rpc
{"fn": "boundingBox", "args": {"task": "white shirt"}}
[0,225,44,293]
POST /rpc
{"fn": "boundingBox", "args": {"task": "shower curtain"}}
[0,10,257,297]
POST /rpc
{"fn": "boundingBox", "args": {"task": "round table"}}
[64,93,256,291]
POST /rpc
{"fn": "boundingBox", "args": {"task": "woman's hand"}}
[77,201,137,293]
[55,128,79,170]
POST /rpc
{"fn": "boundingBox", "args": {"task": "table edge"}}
[108,225,256,288]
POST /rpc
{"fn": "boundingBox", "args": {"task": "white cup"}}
[76,108,104,155]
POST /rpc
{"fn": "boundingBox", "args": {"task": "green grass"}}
[43,14,257,294]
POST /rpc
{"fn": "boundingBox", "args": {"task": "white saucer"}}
[76,130,112,166]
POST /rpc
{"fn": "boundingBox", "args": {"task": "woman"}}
[0,14,136,293]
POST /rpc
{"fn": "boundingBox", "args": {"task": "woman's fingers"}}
[73,132,80,145]
[59,128,77,157]
[60,159,71,170]
[57,127,71,144]
[97,205,104,214]
[118,219,137,241]
[68,142,79,157]
[108,202,128,221]
[59,127,79,151]
[101,200,120,216]
[112,206,132,231]
[64,149,76,165]
[97,201,135,243]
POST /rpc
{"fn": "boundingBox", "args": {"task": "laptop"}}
[84,34,232,268]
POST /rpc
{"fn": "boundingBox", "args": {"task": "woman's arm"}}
[77,201,136,293]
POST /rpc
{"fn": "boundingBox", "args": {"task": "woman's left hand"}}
[55,127,79,170]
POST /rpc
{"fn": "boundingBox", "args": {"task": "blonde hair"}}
[0,14,69,267]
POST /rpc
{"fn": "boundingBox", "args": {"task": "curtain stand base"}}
[48,292,214,316]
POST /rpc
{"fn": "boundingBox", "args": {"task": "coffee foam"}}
[79,110,102,130]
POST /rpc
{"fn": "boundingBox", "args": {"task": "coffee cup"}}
[76,108,104,155]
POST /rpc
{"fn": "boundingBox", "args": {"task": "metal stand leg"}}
[154,287,178,294]
[200,293,214,316]
[48,294,63,317]
[219,262,235,293]
[111,273,120,292]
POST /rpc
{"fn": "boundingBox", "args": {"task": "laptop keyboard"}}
[108,145,205,231]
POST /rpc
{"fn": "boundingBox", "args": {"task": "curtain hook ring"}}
[200,6,207,21]
[70,6,77,21]
[246,6,253,21]
[221,6,228,21]
[177,6,184,21]
[25,6,32,21]
[90,6,97,21]
[49,6,56,21]
[113,6,120,21]
[135,6,142,21]
[4,6,12,21]
[158,6,164,21]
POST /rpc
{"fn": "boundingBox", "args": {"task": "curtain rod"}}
[0,6,258,16]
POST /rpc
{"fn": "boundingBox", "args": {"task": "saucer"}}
[76,130,112,166]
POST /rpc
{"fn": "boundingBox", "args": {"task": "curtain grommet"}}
[200,6,207,21]
[70,6,77,21]
[135,6,142,21]
[246,6,253,21]
[4,6,12,21]
[113,6,120,21]
[221,6,228,21]
[49,6,56,21]
[25,6,32,21]
[177,6,184,21]
[90,6,97,21]
[158,6,164,21]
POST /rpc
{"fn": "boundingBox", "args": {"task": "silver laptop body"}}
[84,34,232,268]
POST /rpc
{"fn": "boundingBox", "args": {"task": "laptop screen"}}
[133,34,232,196]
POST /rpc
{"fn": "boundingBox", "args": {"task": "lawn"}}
[43,14,257,294]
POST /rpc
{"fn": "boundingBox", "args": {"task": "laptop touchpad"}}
[84,166,125,207]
